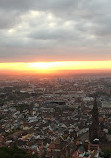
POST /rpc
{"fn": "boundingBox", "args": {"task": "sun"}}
[28,62,55,73]
[29,63,50,69]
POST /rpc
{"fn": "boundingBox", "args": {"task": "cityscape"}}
[0,74,111,157]
[1,0,111,157]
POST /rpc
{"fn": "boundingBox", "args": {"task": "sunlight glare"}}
[0,60,111,74]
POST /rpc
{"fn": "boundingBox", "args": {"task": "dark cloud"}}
[0,0,36,10]
[0,0,79,10]
[0,10,21,29]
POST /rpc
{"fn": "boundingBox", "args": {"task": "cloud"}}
[0,0,111,61]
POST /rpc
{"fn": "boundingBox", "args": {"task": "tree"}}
[103,148,111,158]
[0,146,38,158]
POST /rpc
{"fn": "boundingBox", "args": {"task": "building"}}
[89,98,107,143]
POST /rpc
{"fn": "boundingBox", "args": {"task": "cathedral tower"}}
[89,98,99,143]
[89,98,107,143]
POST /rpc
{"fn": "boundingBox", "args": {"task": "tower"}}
[89,98,107,143]
[89,98,99,143]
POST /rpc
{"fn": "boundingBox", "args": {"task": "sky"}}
[0,0,111,72]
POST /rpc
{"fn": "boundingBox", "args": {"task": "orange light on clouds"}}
[0,60,111,74]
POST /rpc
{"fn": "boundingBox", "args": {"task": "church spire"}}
[89,97,107,143]
[89,97,99,143]
[92,97,99,126]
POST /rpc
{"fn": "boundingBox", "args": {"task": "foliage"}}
[0,146,38,158]
[103,148,111,158]
[15,104,31,112]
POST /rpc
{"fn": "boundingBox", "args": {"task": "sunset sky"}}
[0,0,111,73]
